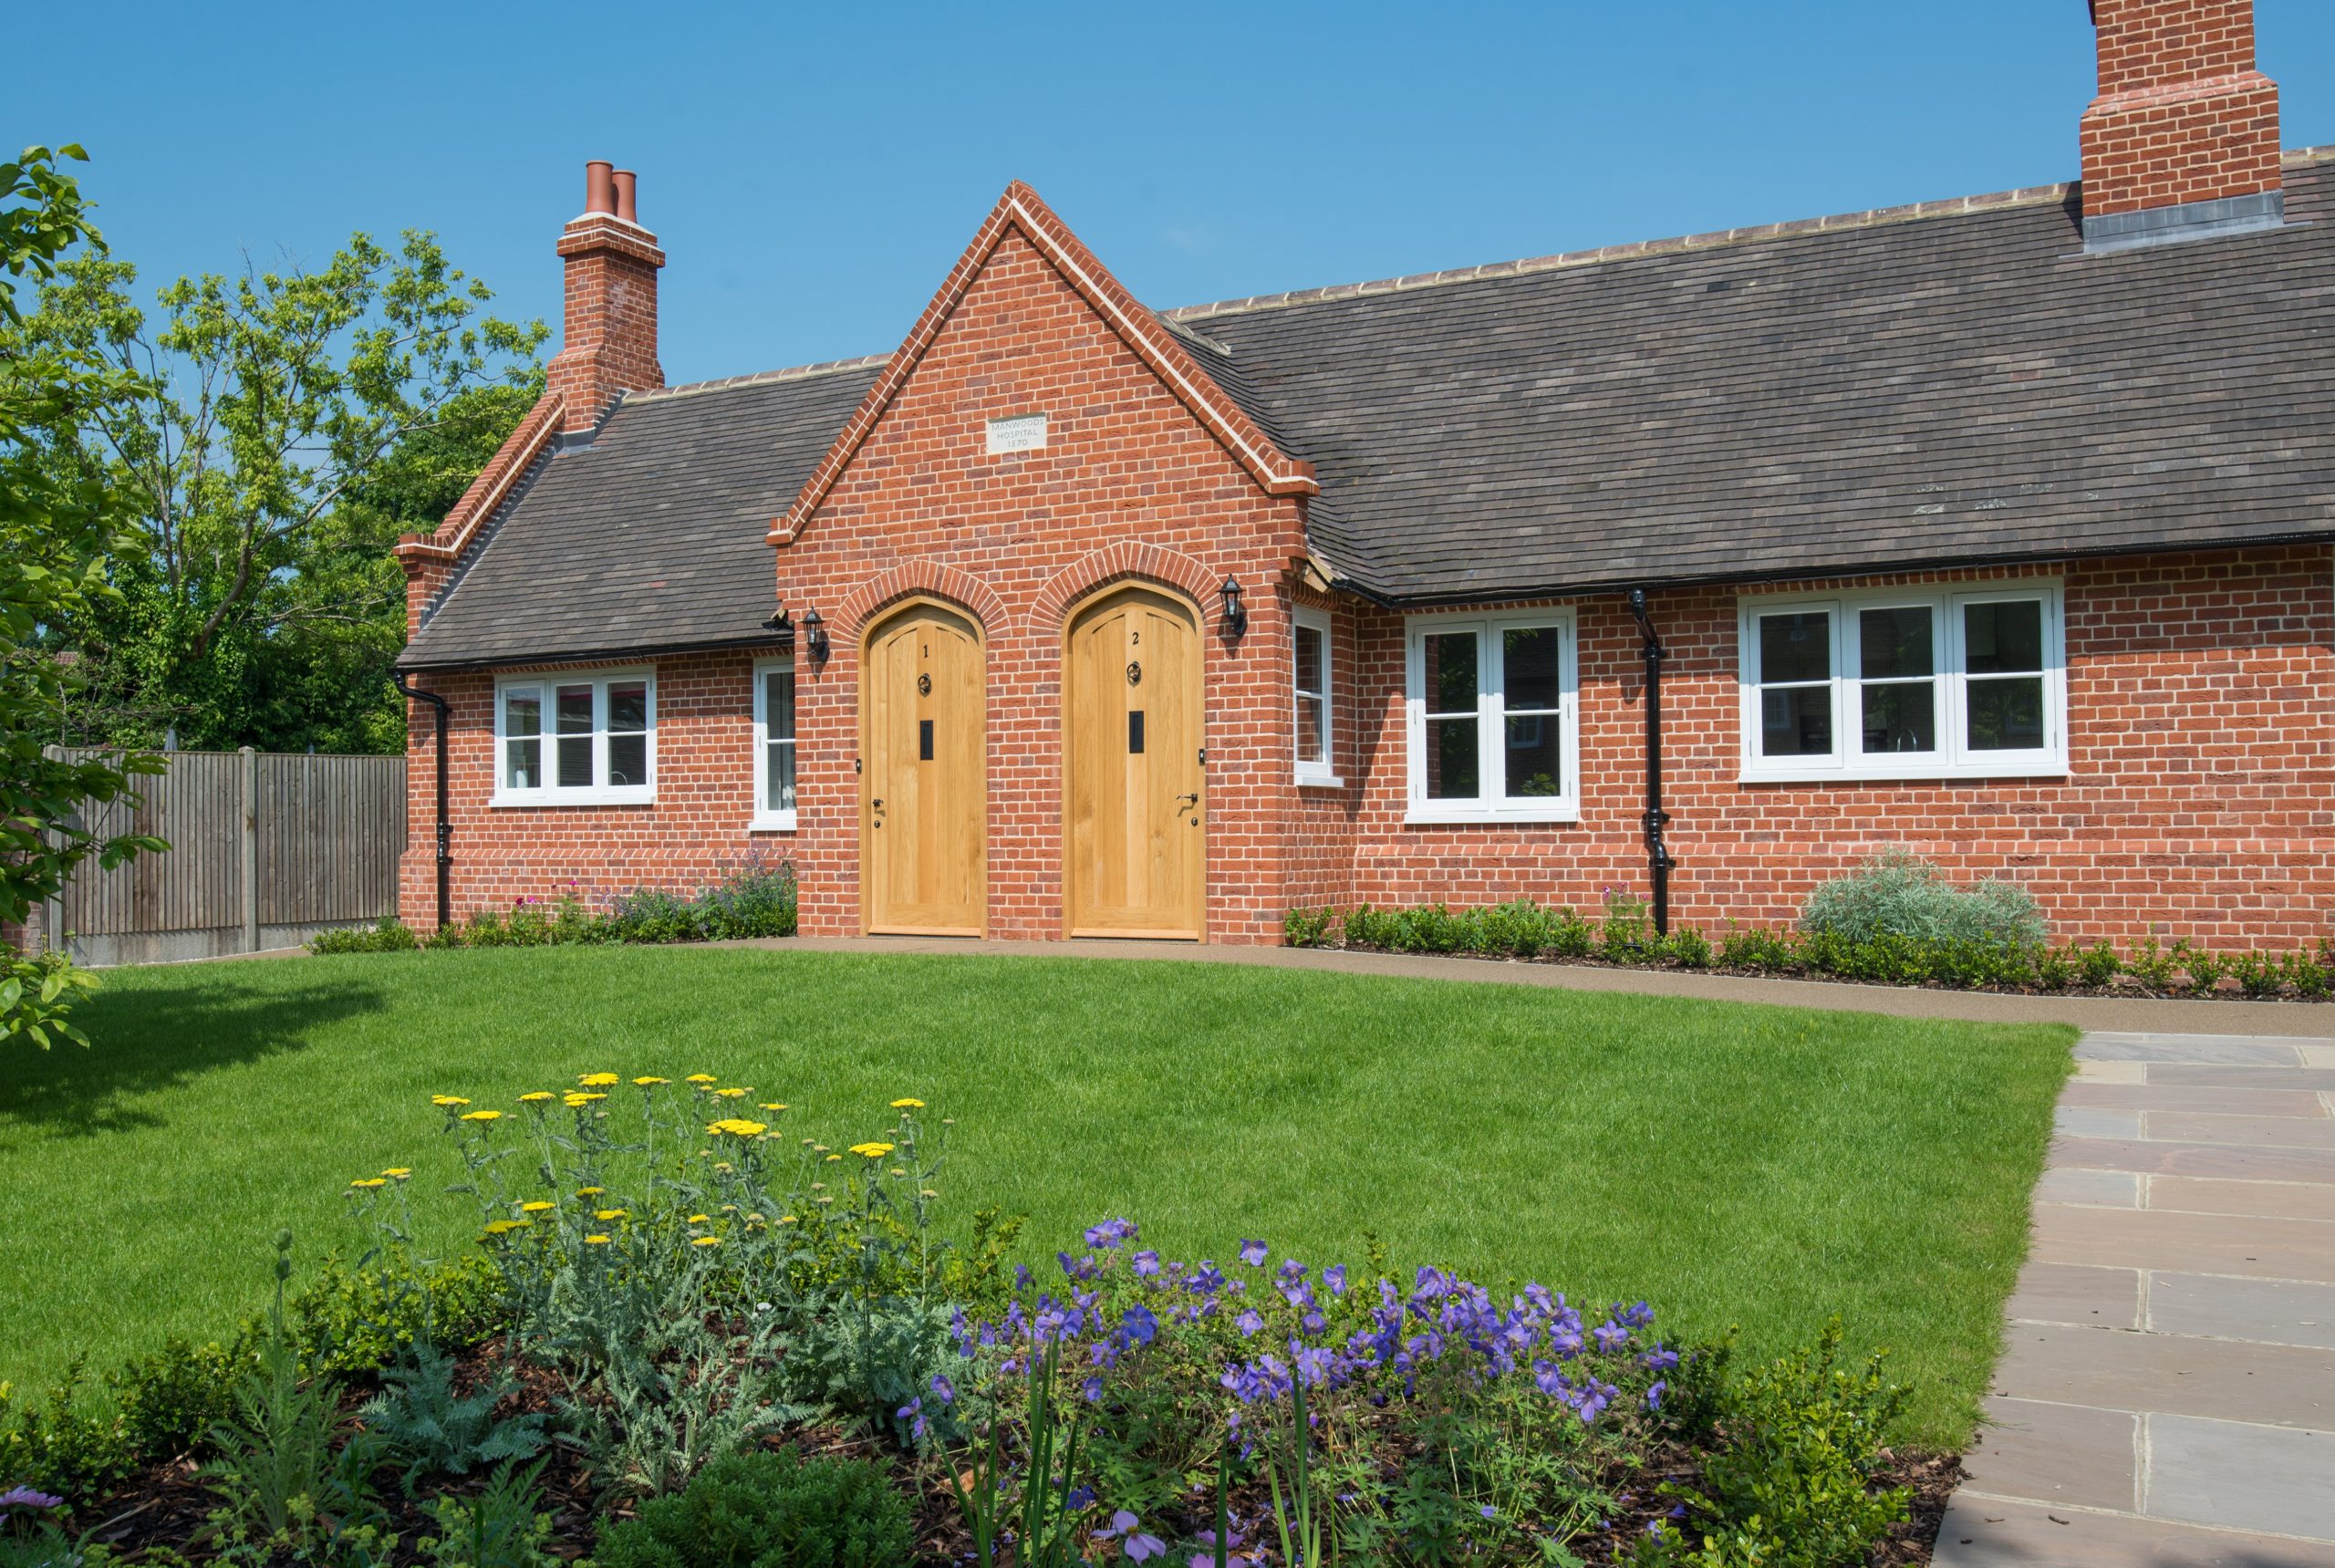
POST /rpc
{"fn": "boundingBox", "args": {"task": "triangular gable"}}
[767,181,1316,545]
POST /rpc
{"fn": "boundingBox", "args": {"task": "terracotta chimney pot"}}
[612,170,638,224]
[584,160,617,216]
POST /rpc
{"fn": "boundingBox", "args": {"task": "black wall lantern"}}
[1219,576,1248,639]
[802,607,829,662]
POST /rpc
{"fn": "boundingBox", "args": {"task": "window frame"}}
[1403,607,1581,824]
[1292,607,1340,787]
[1736,579,2068,783]
[750,656,799,832]
[491,667,658,806]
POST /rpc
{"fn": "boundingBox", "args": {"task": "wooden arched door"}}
[1064,586,1204,939]
[861,601,986,935]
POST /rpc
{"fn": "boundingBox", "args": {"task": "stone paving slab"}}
[2075,1036,2311,1064]
[2151,1111,2335,1149]
[2060,1081,2334,1116]
[2150,1273,2335,1350]
[1935,1494,2335,1566]
[2059,1105,2145,1137]
[2150,1176,2335,1224]
[2029,1203,2335,1283]
[2051,1135,2335,1185]
[2145,1414,2335,1541]
[2150,1066,2335,1091]
[2035,1167,2143,1207]
[1990,1321,2335,1428]
[1961,1396,2137,1511]
[2007,1261,2143,1328]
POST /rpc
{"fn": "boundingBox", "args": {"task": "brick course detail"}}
[2081,0,2283,218]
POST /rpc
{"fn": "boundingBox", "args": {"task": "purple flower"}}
[1645,1379,1668,1411]
[1082,1374,1105,1403]
[1120,1303,1159,1346]
[1059,1251,1101,1282]
[1592,1318,1629,1353]
[896,1396,927,1441]
[1133,1249,1162,1278]
[1235,1309,1265,1337]
[1479,1504,1498,1519]
[1014,1262,1033,1291]
[1239,1239,1268,1267]
[1102,1511,1168,1563]
[930,1373,957,1406]
[1322,1264,1348,1296]
[1085,1218,1139,1250]
[1067,1485,1096,1511]
[0,1487,63,1511]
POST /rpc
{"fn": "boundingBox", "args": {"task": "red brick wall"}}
[1333,545,2333,949]
[545,216,665,433]
[2081,0,2281,218]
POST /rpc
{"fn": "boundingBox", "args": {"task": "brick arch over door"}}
[832,560,1009,642]
[1031,543,1222,639]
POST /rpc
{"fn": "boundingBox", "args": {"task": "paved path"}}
[1936,1033,2335,1567]
[742,935,2331,1035]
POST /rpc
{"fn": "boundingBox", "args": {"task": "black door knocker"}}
[1126,659,1142,686]
[917,672,931,696]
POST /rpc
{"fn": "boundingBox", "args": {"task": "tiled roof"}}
[401,153,2335,667]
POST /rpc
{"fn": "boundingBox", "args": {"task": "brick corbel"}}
[769,181,1316,547]
[831,560,1010,642]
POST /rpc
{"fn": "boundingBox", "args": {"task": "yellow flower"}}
[779,1214,798,1224]
[579,1072,619,1087]
[483,1219,531,1235]
[431,1096,470,1107]
[634,1076,670,1086]
[891,1098,926,1109]
[691,1235,721,1248]
[890,1168,907,1177]
[382,1168,412,1179]
[760,1102,789,1111]
[714,1086,748,1098]
[687,1213,711,1224]
[815,1195,834,1205]
[565,1091,607,1106]
[584,1234,611,1245]
[349,1177,387,1189]
[920,1189,939,1199]
[519,1091,555,1103]
[706,1118,767,1138]
[721,1203,738,1213]
[848,1141,897,1158]
[713,1160,734,1173]
[685,1074,719,1084]
[576,1186,605,1197]
[825,1154,841,1163]
[811,1144,829,1153]
[460,1109,503,1123]
[808,1182,825,1191]
[594,1208,628,1221]
[521,1200,555,1213]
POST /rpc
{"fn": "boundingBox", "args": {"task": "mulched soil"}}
[1324,942,2326,1003]
[73,1337,1960,1565]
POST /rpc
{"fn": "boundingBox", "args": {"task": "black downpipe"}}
[1625,589,1676,937]
[393,671,451,931]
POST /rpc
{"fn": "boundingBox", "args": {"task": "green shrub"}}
[1801,848,2045,950]
[281,1252,513,1377]
[309,921,420,955]
[1479,898,1550,958]
[1548,906,1595,958]
[1639,1320,1909,1568]
[2076,940,2121,988]
[1661,926,1714,970]
[418,1459,557,1568]
[1718,924,1792,971]
[0,1360,135,1500]
[105,1336,240,1461]
[591,1448,913,1568]
[1282,906,1335,948]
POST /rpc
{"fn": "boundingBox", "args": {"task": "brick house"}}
[396,0,2333,950]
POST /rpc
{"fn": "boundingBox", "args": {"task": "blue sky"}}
[13,2,2334,386]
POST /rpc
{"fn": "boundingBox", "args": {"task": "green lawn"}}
[0,947,2071,1443]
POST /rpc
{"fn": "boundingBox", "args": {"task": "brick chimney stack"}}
[545,160,665,432]
[2079,0,2284,251]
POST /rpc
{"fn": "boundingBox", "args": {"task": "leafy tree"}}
[24,229,544,752]
[0,144,163,1046]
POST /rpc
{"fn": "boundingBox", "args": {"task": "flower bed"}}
[0,1075,1947,1566]
[312,859,797,955]
[1284,896,2332,1002]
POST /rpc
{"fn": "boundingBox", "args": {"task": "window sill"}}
[1405,803,1580,826]
[1295,774,1346,790]
[1738,758,2068,785]
[748,813,799,834]
[490,789,657,809]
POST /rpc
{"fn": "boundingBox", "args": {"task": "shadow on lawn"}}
[0,973,390,1142]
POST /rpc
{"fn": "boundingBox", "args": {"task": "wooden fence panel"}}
[48,748,405,958]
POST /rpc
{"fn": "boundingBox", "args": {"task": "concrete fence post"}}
[240,746,260,954]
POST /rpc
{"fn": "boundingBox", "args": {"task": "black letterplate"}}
[1127,711,1146,753]
[919,719,934,761]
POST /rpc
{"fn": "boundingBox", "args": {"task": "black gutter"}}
[393,671,451,931]
[1625,588,1676,938]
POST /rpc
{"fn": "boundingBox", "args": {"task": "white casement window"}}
[751,657,798,831]
[493,669,656,805]
[1292,607,1339,786]
[1404,609,1579,823]
[1738,580,2067,782]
